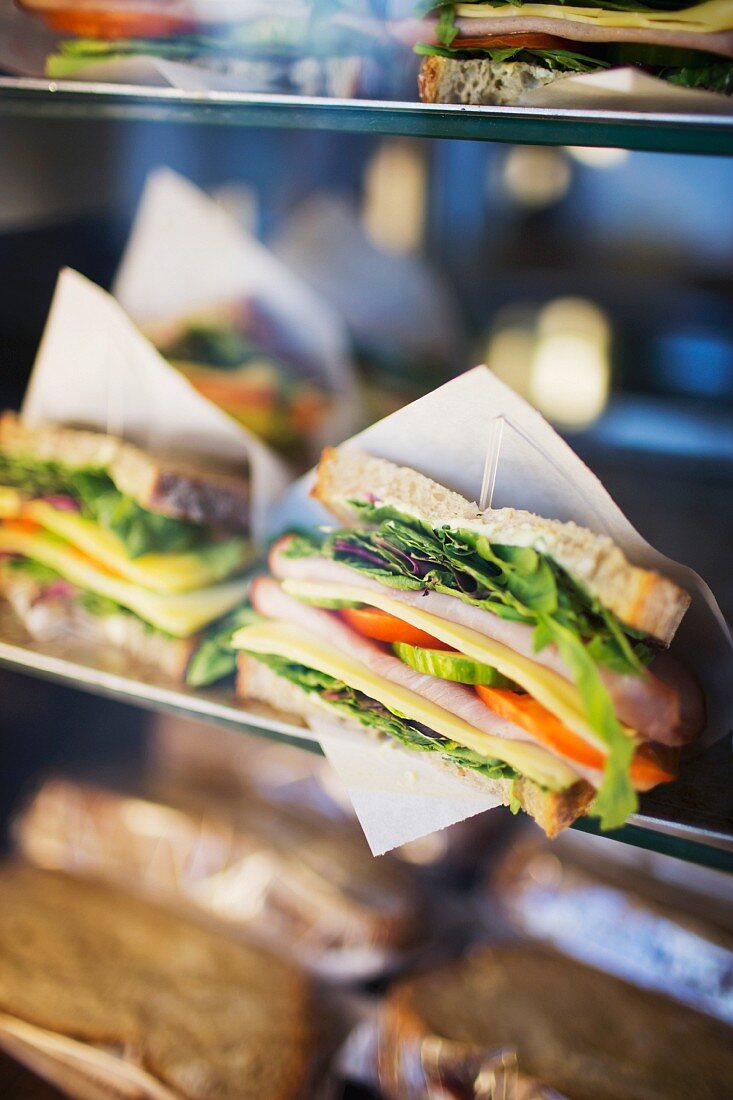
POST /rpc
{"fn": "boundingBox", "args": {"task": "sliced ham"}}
[249,575,586,755]
[269,537,698,746]
[392,16,733,60]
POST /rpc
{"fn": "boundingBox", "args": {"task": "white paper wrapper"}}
[320,720,503,856]
[0,1015,182,1100]
[114,168,359,451]
[518,67,733,116]
[271,365,733,854]
[22,267,289,542]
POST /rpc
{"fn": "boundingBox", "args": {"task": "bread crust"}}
[0,568,197,682]
[236,653,595,838]
[418,55,571,106]
[0,411,250,533]
[312,446,690,645]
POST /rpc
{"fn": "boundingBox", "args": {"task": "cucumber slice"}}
[294,595,365,610]
[393,641,518,688]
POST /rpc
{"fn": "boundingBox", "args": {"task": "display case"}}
[0,3,731,876]
[1,7,732,1095]
[1,79,733,155]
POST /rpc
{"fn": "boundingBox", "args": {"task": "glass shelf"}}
[1,77,733,156]
[1,605,730,871]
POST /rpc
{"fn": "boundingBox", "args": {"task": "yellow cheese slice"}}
[0,526,248,637]
[454,1,733,32]
[0,487,22,520]
[232,618,579,791]
[280,577,633,752]
[21,500,249,594]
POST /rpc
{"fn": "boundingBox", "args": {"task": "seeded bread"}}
[419,56,576,106]
[0,864,311,1100]
[378,945,733,1100]
[0,568,197,682]
[312,446,690,645]
[237,653,595,837]
[0,411,250,532]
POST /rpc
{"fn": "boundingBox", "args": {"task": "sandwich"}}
[0,411,253,682]
[18,0,392,97]
[408,1,733,106]
[144,299,332,457]
[0,864,311,1100]
[377,945,733,1099]
[232,446,705,836]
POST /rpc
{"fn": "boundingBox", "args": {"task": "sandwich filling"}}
[0,452,250,645]
[19,0,387,87]
[232,479,698,830]
[147,305,331,454]
[412,1,733,97]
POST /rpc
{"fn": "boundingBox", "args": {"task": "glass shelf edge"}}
[571,818,733,872]
[0,78,732,155]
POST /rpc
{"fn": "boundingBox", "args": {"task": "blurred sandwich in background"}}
[18,0,408,97]
[144,298,335,458]
[0,863,312,1100]
[0,412,253,682]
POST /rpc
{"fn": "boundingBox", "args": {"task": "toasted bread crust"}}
[312,446,690,645]
[236,654,594,838]
[0,411,250,532]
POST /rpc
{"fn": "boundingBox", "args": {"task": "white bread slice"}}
[418,56,575,106]
[236,653,595,838]
[0,569,197,682]
[0,410,250,532]
[312,446,690,645]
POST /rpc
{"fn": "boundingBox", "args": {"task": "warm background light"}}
[362,138,427,255]
[501,146,571,208]
[530,297,611,429]
[566,146,630,169]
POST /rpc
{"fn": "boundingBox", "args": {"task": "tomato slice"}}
[341,606,452,649]
[39,11,198,40]
[455,33,574,50]
[475,685,677,790]
[2,518,42,536]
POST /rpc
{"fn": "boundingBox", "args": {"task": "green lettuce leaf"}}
[436,5,459,48]
[159,322,261,371]
[90,489,207,559]
[662,62,733,96]
[415,42,606,74]
[186,606,262,688]
[0,454,211,560]
[1,557,60,586]
[419,0,694,12]
[251,652,518,783]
